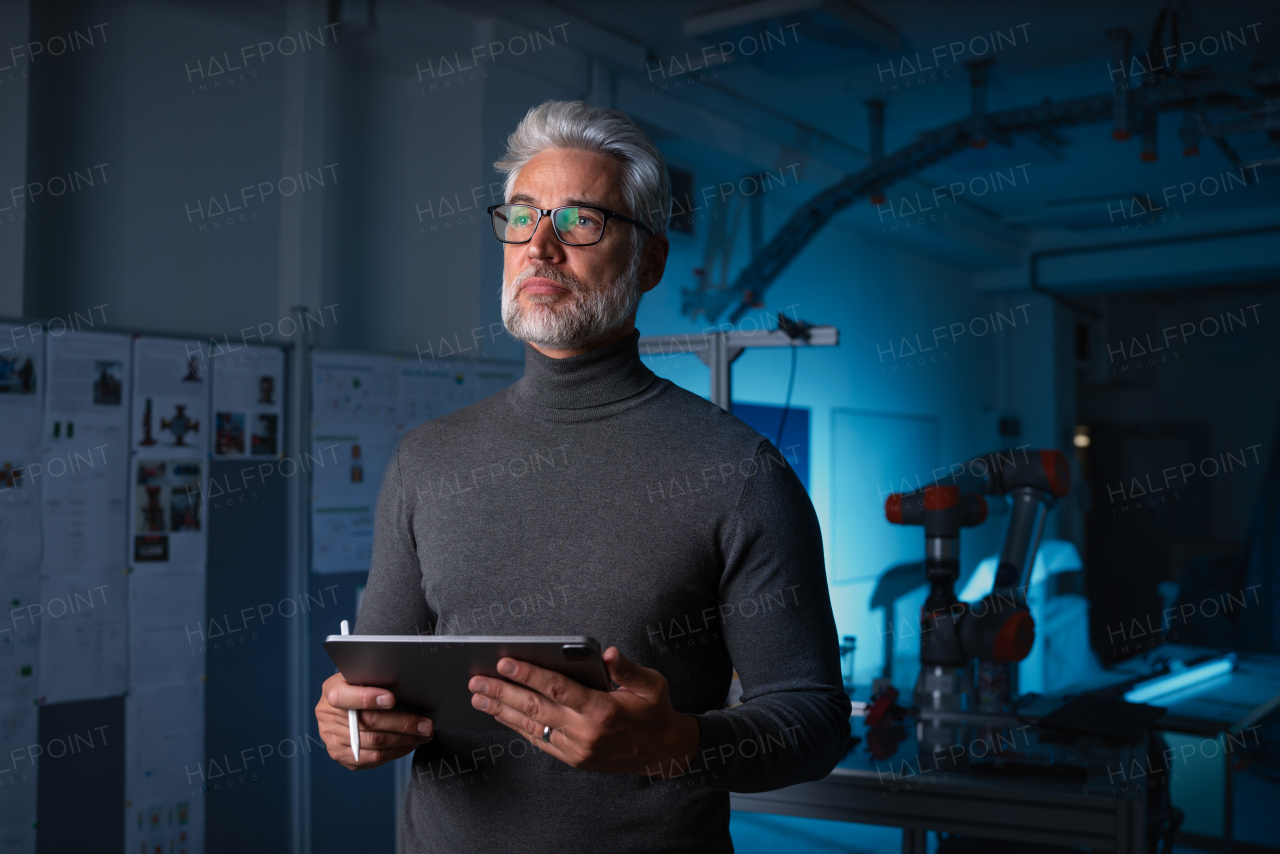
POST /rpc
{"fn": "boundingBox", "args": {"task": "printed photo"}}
[216,411,246,455]
[251,413,279,456]
[170,463,202,531]
[0,355,36,395]
[135,469,169,533]
[93,360,123,405]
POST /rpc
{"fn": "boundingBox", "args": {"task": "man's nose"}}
[525,212,564,262]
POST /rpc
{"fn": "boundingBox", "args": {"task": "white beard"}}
[501,249,642,350]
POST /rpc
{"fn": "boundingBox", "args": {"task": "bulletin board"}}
[308,350,523,574]
[0,320,288,854]
[0,320,525,853]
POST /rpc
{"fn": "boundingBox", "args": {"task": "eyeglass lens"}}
[493,204,605,245]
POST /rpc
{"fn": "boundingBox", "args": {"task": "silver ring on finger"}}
[542,724,552,743]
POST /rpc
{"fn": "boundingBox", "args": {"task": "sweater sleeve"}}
[353,442,437,636]
[690,440,850,792]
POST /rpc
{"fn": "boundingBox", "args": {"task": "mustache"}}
[512,265,580,292]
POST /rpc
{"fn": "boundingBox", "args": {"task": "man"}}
[315,100,849,853]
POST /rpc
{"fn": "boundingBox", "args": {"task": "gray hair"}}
[493,100,671,250]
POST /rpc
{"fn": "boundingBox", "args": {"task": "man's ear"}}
[638,233,669,294]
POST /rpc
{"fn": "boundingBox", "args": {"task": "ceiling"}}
[179,0,1272,279]
[396,0,1279,269]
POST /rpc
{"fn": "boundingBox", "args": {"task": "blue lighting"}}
[1124,655,1236,704]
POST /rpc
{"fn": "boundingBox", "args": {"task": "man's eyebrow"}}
[507,193,609,209]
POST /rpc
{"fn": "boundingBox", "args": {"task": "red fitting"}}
[923,484,960,510]
[885,494,902,524]
[865,685,900,727]
[1112,129,1131,141]
[992,611,1035,661]
[1182,146,1199,157]
[870,193,886,205]
[969,138,988,149]
[1040,449,1070,497]
[1140,150,1158,162]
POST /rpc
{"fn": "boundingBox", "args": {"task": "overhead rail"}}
[683,46,1280,323]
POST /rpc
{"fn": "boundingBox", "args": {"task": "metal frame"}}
[685,62,1280,324]
[730,760,1148,853]
[637,326,839,411]
[285,306,313,854]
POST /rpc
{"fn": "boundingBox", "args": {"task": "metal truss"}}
[682,51,1280,323]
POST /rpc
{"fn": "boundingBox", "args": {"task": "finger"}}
[320,709,423,770]
[471,676,581,752]
[492,712,572,763]
[357,728,432,751]
[357,710,434,739]
[469,675,566,730]
[602,646,657,693]
[335,744,414,769]
[322,714,428,756]
[327,681,397,711]
[492,657,595,711]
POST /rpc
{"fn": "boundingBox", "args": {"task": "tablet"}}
[323,635,613,731]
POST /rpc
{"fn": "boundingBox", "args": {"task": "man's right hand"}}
[316,672,434,770]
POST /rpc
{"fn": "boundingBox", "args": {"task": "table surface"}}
[835,713,1144,796]
[1063,644,1280,735]
[731,712,1149,852]
[729,647,1280,853]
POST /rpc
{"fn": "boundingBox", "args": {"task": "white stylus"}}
[340,620,360,762]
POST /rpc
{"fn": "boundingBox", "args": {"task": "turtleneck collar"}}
[511,328,661,421]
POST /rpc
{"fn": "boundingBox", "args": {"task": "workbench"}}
[731,713,1149,853]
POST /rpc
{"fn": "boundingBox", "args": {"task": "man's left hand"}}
[468,646,701,776]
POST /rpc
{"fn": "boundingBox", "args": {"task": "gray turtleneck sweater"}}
[354,329,849,853]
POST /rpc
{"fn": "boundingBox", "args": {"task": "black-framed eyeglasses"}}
[486,203,653,246]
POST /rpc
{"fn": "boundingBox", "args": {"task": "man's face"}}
[500,148,666,355]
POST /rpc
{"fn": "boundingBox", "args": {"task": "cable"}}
[771,310,812,448]
[774,344,797,448]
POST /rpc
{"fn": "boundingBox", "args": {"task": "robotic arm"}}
[884,448,1070,715]
[969,448,1071,596]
